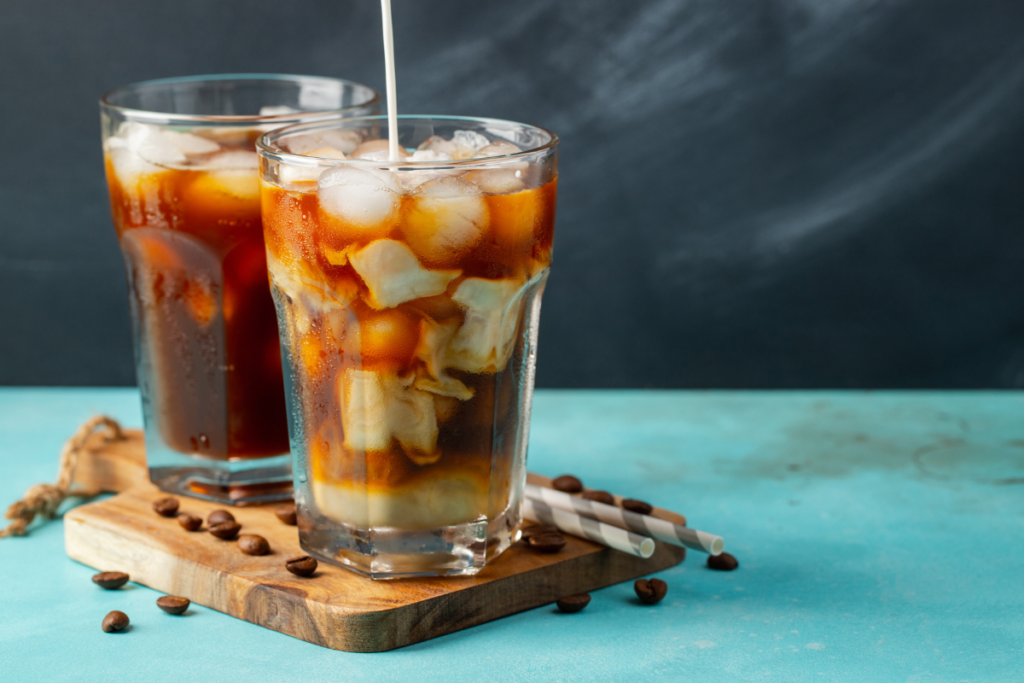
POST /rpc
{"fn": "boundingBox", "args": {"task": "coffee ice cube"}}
[448,277,527,373]
[348,239,461,310]
[339,368,439,459]
[402,176,489,268]
[318,165,402,235]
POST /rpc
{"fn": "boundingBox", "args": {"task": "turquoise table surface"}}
[1,389,1022,682]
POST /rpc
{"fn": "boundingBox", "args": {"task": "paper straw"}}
[525,484,724,556]
[523,498,655,559]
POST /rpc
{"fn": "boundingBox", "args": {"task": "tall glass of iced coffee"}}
[258,116,558,577]
[101,75,379,504]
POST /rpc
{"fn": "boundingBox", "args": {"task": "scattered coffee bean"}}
[621,499,653,515]
[92,571,129,590]
[285,555,318,577]
[707,552,739,571]
[156,596,190,615]
[238,534,270,556]
[521,524,558,541]
[552,475,583,493]
[209,520,241,540]
[207,509,235,527]
[527,532,567,553]
[581,490,615,505]
[177,513,202,531]
[152,497,179,517]
[556,593,591,613]
[634,578,668,605]
[274,503,297,526]
[101,610,130,633]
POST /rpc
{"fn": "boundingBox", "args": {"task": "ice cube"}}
[409,149,453,162]
[417,135,458,157]
[413,318,474,400]
[259,105,300,117]
[278,147,348,185]
[477,140,522,157]
[106,122,220,186]
[349,139,409,161]
[339,368,439,459]
[448,277,527,373]
[204,150,259,169]
[286,129,363,155]
[348,239,461,310]
[418,130,490,160]
[162,130,221,157]
[451,130,491,157]
[464,167,524,194]
[318,164,402,232]
[188,151,260,200]
[402,176,489,268]
[302,147,348,160]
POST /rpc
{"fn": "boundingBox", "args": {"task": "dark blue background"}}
[3,0,1023,387]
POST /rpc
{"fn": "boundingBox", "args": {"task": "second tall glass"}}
[101,75,379,504]
[258,116,558,577]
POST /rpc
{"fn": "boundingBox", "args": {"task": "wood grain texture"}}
[64,430,685,652]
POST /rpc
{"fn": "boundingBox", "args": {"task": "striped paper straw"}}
[523,497,655,558]
[525,483,724,556]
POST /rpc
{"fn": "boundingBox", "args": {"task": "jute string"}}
[0,415,125,538]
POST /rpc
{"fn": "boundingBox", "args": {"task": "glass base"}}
[299,505,521,579]
[148,452,293,505]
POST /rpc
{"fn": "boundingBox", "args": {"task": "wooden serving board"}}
[64,429,685,652]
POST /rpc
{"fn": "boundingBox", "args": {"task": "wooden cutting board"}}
[64,429,686,652]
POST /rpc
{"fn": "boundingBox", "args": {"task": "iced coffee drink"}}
[101,75,378,503]
[258,116,558,576]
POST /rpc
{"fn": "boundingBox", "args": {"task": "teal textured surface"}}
[0,389,1021,682]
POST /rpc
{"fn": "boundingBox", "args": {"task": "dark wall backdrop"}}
[3,0,1024,388]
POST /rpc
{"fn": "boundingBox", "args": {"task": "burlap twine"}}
[0,415,125,538]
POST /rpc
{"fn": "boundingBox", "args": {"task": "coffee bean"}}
[152,497,179,517]
[92,571,129,589]
[556,593,591,613]
[581,490,615,505]
[238,534,270,556]
[207,509,235,527]
[621,499,653,515]
[274,503,297,526]
[156,596,190,615]
[209,520,241,540]
[552,475,583,493]
[634,578,668,605]
[101,610,129,633]
[285,555,318,577]
[521,524,558,541]
[527,532,566,553]
[707,552,739,571]
[177,513,202,531]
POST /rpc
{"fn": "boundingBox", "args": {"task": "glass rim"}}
[256,114,559,167]
[99,73,381,126]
